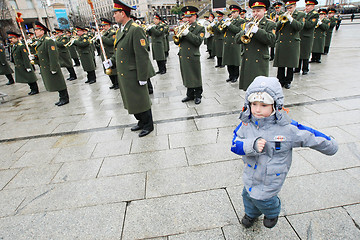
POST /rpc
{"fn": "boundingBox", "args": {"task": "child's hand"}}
[257,138,267,152]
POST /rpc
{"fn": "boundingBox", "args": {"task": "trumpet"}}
[240,18,260,44]
[279,11,293,24]
[218,17,233,31]
[172,22,190,43]
[315,17,324,28]
[206,24,214,35]
[64,37,78,47]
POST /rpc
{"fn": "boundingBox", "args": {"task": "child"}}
[231,76,338,228]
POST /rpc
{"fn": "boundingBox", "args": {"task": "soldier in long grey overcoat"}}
[175,6,205,105]
[324,8,337,54]
[0,40,15,85]
[269,2,284,60]
[212,11,225,67]
[222,5,245,83]
[7,31,39,95]
[54,28,77,81]
[104,0,155,138]
[34,21,69,106]
[310,9,330,63]
[235,0,276,91]
[147,13,166,74]
[273,0,305,89]
[295,0,319,74]
[73,26,97,84]
[65,30,80,66]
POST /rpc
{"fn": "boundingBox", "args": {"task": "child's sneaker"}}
[263,216,278,228]
[241,214,256,228]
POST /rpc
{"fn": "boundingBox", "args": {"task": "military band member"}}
[162,19,170,59]
[73,26,97,84]
[0,39,15,85]
[100,17,119,90]
[295,0,319,75]
[324,8,337,54]
[310,9,330,63]
[273,0,305,89]
[54,28,77,81]
[103,0,155,137]
[235,0,276,91]
[147,13,167,74]
[175,6,205,105]
[240,9,248,20]
[269,2,284,61]
[33,22,69,105]
[65,30,81,66]
[212,11,225,68]
[222,5,245,83]
[206,12,216,59]
[26,31,38,69]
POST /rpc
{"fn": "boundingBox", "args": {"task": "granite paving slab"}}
[168,228,225,240]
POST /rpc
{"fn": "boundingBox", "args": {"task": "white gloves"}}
[288,15,293,23]
[26,39,32,44]
[103,59,113,69]
[96,34,101,40]
[251,25,259,34]
[181,28,189,36]
[225,21,231,26]
[147,25,154,31]
[210,22,216,27]
[51,71,57,74]
[29,54,35,60]
[139,81,147,86]
[26,68,31,72]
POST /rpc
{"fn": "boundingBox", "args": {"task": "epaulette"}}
[197,22,202,26]
[45,37,50,40]
[18,43,23,46]
[132,22,139,27]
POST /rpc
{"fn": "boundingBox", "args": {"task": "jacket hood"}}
[240,76,291,125]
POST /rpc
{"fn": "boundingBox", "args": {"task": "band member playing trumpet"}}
[273,0,305,89]
[65,30,80,66]
[295,0,319,75]
[206,12,216,59]
[175,6,205,105]
[269,2,284,61]
[235,0,276,91]
[54,28,77,81]
[212,11,225,68]
[310,9,330,63]
[324,8,337,55]
[223,5,245,83]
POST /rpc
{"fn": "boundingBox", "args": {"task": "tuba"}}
[172,22,190,43]
[240,18,260,44]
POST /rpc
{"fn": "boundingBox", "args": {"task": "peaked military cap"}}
[229,5,242,12]
[209,12,215,18]
[216,11,224,16]
[305,0,318,5]
[54,28,64,33]
[27,31,35,35]
[154,13,161,19]
[327,8,336,13]
[100,17,112,25]
[204,15,209,19]
[272,2,283,8]
[181,6,199,17]
[6,31,21,38]
[249,0,270,9]
[112,0,135,12]
[34,21,50,32]
[240,9,247,14]
[75,26,86,31]
[318,8,328,14]
[284,0,299,7]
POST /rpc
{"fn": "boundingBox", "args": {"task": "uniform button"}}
[289,41,291,43]
[257,49,260,52]
[280,41,282,43]
[256,60,259,62]
[120,61,123,63]
[246,58,248,61]
[231,43,233,44]
[281,33,283,35]
[188,48,190,50]
[121,48,123,50]
[187,57,189,59]
[180,56,182,58]
[121,73,124,76]
[290,33,293,35]
[246,48,248,51]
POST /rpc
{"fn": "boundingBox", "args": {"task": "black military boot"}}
[5,74,15,85]
[73,58,80,67]
[263,216,278,228]
[66,67,77,81]
[87,70,96,84]
[147,78,153,94]
[241,214,256,228]
[56,89,69,106]
[28,82,39,95]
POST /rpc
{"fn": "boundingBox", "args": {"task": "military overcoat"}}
[73,34,96,72]
[163,23,170,54]
[35,36,66,91]
[148,24,166,61]
[0,45,13,75]
[269,10,284,48]
[273,10,305,68]
[101,27,117,76]
[235,17,276,90]
[222,16,245,66]
[300,10,319,59]
[110,20,155,115]
[68,44,79,59]
[55,34,73,68]
[11,42,37,83]
[175,21,205,88]
[212,21,226,58]
[312,19,330,53]
[325,16,337,47]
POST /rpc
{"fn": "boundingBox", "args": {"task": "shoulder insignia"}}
[51,46,55,50]
[132,22,139,27]
[303,18,305,22]
[160,28,163,31]
[200,32,204,38]
[83,39,87,42]
[62,39,66,42]
[140,39,146,46]
[312,18,316,22]
[23,48,27,52]
[197,22,201,26]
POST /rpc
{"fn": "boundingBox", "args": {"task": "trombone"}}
[279,11,293,24]
[172,22,190,43]
[240,18,260,44]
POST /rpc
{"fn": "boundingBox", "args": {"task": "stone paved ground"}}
[0,19,360,239]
